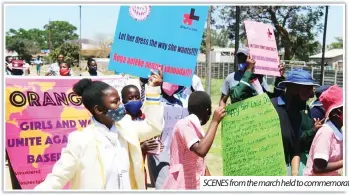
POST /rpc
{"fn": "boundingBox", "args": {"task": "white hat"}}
[235,48,249,56]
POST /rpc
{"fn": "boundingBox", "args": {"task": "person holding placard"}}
[162,91,225,189]
[270,69,319,176]
[219,48,285,106]
[35,69,164,190]
[303,85,343,176]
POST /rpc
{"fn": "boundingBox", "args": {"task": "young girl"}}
[35,69,164,190]
[303,85,343,176]
[59,62,73,76]
[162,91,225,189]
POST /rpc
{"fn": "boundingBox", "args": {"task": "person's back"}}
[165,116,205,189]
[163,91,225,189]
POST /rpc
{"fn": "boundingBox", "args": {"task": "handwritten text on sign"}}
[161,104,189,152]
[244,20,280,77]
[221,93,286,176]
[109,6,208,87]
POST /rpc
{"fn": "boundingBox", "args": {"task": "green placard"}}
[222,93,287,176]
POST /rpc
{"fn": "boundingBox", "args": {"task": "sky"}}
[5,5,344,45]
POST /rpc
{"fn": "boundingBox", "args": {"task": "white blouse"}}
[92,118,131,190]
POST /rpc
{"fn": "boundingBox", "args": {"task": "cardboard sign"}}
[244,20,280,76]
[221,93,287,176]
[108,6,208,87]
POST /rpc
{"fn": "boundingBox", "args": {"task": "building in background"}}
[197,47,235,63]
[309,48,343,70]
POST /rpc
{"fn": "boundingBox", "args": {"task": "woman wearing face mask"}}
[35,69,164,190]
[81,59,104,76]
[161,82,185,106]
[303,85,343,176]
[162,91,225,189]
[59,62,74,76]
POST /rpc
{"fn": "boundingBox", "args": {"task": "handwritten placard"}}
[161,104,189,152]
[221,93,286,176]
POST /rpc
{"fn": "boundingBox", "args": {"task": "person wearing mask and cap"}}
[220,48,285,106]
[309,85,331,120]
[46,54,65,76]
[271,69,319,176]
[35,69,164,190]
[303,85,343,176]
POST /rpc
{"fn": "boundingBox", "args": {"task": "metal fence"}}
[196,62,344,87]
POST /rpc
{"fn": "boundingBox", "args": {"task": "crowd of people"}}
[5,48,343,190]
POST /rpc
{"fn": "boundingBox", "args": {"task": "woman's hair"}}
[121,85,139,103]
[86,57,96,70]
[73,79,112,113]
[5,56,12,62]
[188,91,211,115]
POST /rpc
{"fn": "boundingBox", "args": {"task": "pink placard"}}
[244,20,280,77]
[5,76,128,189]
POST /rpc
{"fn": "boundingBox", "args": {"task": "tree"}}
[6,28,47,49]
[200,28,231,53]
[44,21,79,49]
[327,37,343,50]
[218,6,325,60]
[6,39,40,62]
[49,43,79,65]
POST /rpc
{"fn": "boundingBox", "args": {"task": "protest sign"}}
[108,6,208,87]
[161,104,189,152]
[221,93,286,176]
[5,76,129,189]
[244,20,280,76]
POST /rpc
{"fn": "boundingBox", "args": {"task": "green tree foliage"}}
[218,6,325,60]
[200,28,231,53]
[49,43,79,65]
[6,39,40,62]
[44,21,79,49]
[6,21,78,51]
[327,37,343,50]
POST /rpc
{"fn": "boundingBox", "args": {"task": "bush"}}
[49,43,79,66]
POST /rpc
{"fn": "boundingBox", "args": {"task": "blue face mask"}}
[238,63,247,71]
[106,104,126,122]
[124,100,143,117]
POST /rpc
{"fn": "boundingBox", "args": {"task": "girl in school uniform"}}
[303,85,343,176]
[121,84,163,189]
[35,69,164,190]
[162,91,225,189]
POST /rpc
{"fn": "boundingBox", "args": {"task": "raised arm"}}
[134,69,165,142]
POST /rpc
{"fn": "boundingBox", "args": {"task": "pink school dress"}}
[162,114,206,190]
[303,121,343,176]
